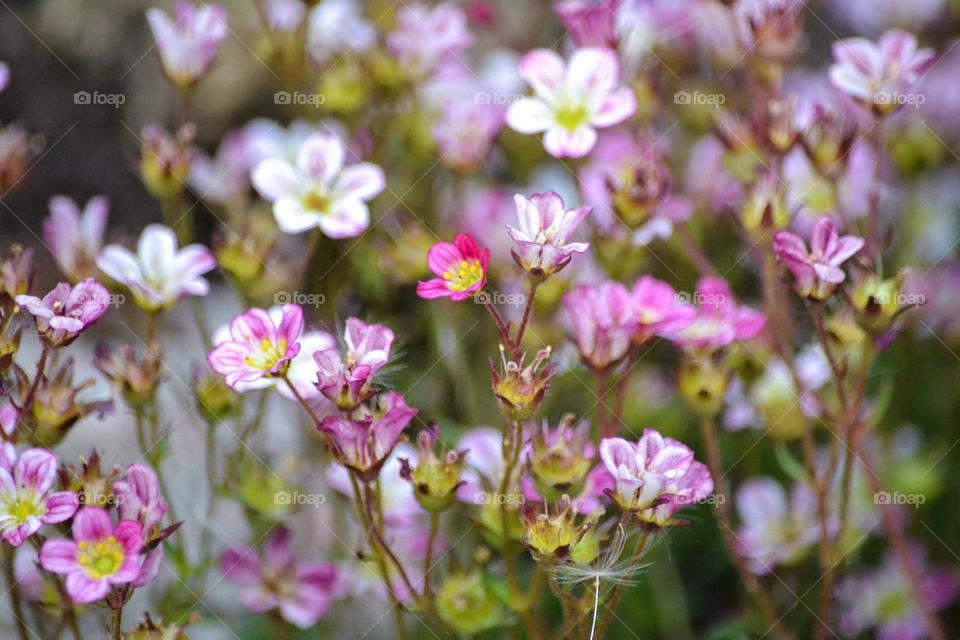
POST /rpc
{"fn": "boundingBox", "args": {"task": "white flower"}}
[252,133,385,238]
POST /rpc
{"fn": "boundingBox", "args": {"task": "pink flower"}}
[222,528,340,629]
[836,547,958,640]
[97,224,216,312]
[188,128,256,205]
[207,305,303,389]
[734,0,804,62]
[599,429,713,526]
[507,191,590,277]
[432,98,504,174]
[112,464,168,533]
[774,217,864,299]
[0,449,79,547]
[0,404,17,440]
[43,195,108,281]
[829,30,935,116]
[252,133,385,238]
[629,276,696,344]
[319,391,418,479]
[261,0,306,32]
[735,478,822,574]
[663,277,766,350]
[554,0,619,49]
[562,281,636,370]
[417,233,490,301]
[146,2,228,88]
[39,507,143,604]
[15,279,110,347]
[387,2,474,77]
[506,48,636,158]
[313,318,394,410]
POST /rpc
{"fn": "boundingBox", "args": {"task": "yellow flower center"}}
[442,259,484,292]
[302,188,331,214]
[77,536,125,580]
[3,491,46,525]
[554,101,589,131]
[243,337,288,373]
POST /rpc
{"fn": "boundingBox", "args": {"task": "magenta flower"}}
[417,233,490,301]
[221,527,340,629]
[207,305,303,389]
[146,2,228,88]
[829,30,935,116]
[506,47,636,158]
[774,217,865,300]
[554,0,619,49]
[507,191,590,277]
[599,429,713,526]
[15,279,110,347]
[663,277,766,350]
[313,318,394,410]
[97,224,216,312]
[629,276,697,344]
[387,2,474,77]
[43,195,108,281]
[735,478,824,574]
[39,507,142,604]
[0,449,79,547]
[562,281,636,370]
[319,391,418,479]
[252,133,385,238]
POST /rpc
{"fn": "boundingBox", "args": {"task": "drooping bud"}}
[528,415,593,501]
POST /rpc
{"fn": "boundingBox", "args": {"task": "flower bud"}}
[490,346,556,422]
[741,173,789,236]
[17,359,112,447]
[0,245,34,303]
[435,572,507,636]
[401,424,465,513]
[678,357,730,417]
[528,416,592,501]
[194,370,241,425]
[140,124,194,200]
[520,496,598,565]
[95,343,163,409]
[850,273,917,332]
[60,450,120,511]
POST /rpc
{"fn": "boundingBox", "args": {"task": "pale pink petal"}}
[39,540,78,574]
[296,134,344,185]
[590,87,637,127]
[333,163,385,201]
[517,49,566,101]
[252,159,300,202]
[544,126,598,158]
[65,572,109,604]
[566,47,620,97]
[505,98,554,134]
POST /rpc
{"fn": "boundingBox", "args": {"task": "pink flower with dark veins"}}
[207,305,304,389]
[313,317,394,410]
[0,449,79,547]
[507,191,590,277]
[318,391,418,479]
[774,217,864,299]
[562,281,636,370]
[506,48,636,158]
[599,429,713,526]
[15,279,110,347]
[39,507,143,604]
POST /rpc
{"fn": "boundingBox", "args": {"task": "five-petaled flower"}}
[0,448,79,547]
[97,224,216,312]
[207,304,304,389]
[417,233,490,301]
[600,429,713,527]
[252,132,385,239]
[507,191,590,278]
[774,217,864,300]
[39,507,143,604]
[313,317,394,410]
[506,47,637,158]
[146,2,228,88]
[16,279,110,347]
[628,276,697,345]
[221,527,340,629]
[662,277,766,350]
[829,29,935,116]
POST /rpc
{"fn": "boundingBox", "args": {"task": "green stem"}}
[110,606,122,640]
[3,547,30,640]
